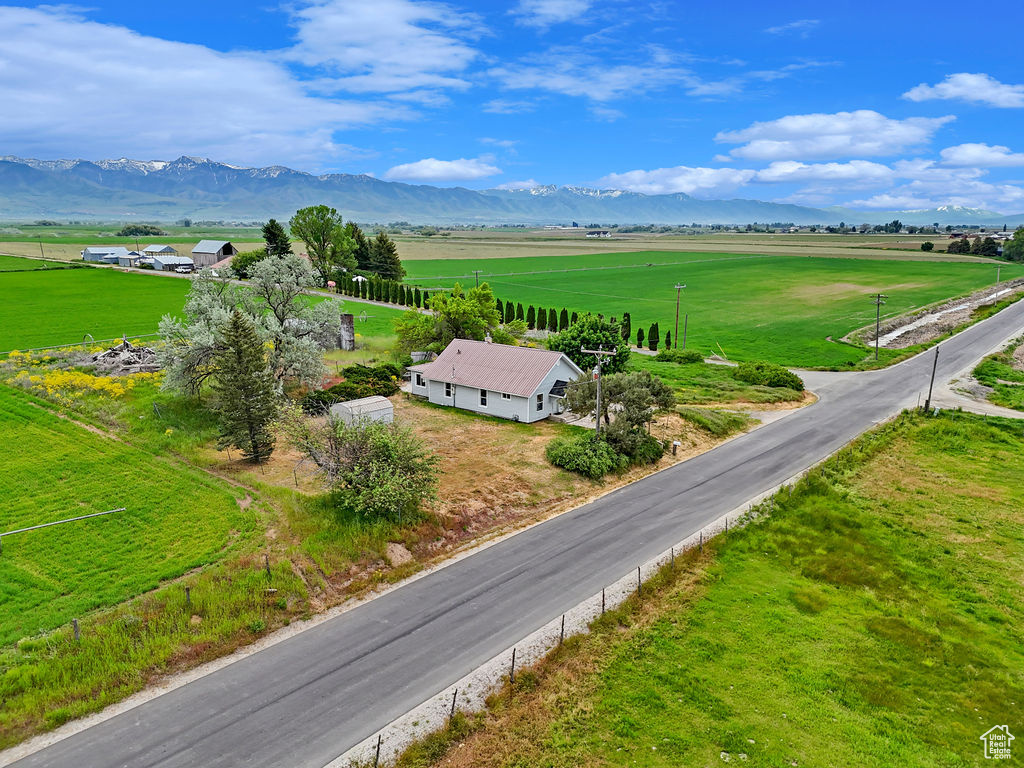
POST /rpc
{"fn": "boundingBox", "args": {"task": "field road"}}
[8,299,1024,768]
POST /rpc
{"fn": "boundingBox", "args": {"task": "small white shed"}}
[329,395,394,426]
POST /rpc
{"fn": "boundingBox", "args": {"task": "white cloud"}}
[903,73,1024,108]
[384,156,501,181]
[479,138,519,148]
[495,179,541,189]
[715,110,954,161]
[0,6,399,168]
[482,98,538,114]
[764,19,819,36]
[287,0,484,94]
[596,166,757,196]
[754,160,894,186]
[512,0,592,27]
[939,143,1024,167]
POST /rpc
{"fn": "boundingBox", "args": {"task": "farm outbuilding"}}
[152,254,195,272]
[143,244,177,257]
[82,246,129,263]
[329,395,394,426]
[116,252,145,267]
[192,240,238,268]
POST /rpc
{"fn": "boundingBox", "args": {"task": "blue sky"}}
[2,1,1024,211]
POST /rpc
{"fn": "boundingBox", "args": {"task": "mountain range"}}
[1,155,1022,227]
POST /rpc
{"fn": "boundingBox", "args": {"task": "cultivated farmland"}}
[0,384,257,646]
[404,251,1024,366]
[0,260,405,351]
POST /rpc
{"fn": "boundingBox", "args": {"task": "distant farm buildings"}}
[151,254,195,272]
[82,246,130,263]
[586,230,611,238]
[191,240,238,268]
[143,244,178,257]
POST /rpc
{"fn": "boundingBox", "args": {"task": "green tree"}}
[571,311,578,325]
[212,310,277,463]
[516,303,525,322]
[505,301,516,324]
[278,406,438,521]
[547,308,559,332]
[414,287,422,307]
[345,222,371,270]
[1003,228,1024,261]
[289,205,355,286]
[261,219,293,257]
[548,313,631,373]
[393,282,503,353]
[636,327,644,348]
[537,307,548,331]
[972,237,999,257]
[495,298,504,319]
[559,308,569,331]
[648,323,659,351]
[231,247,268,279]
[621,312,631,341]
[920,241,934,252]
[526,305,536,329]
[369,231,404,279]
[665,330,672,349]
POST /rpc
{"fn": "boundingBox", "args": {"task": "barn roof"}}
[83,246,129,256]
[193,240,231,254]
[143,244,176,254]
[409,339,582,397]
[153,254,194,265]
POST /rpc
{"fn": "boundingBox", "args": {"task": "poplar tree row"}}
[337,275,429,308]
[494,298,580,332]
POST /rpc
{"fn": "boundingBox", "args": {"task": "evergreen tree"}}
[369,231,405,280]
[262,219,293,257]
[344,222,372,270]
[621,312,631,341]
[360,280,368,300]
[665,330,672,349]
[414,287,422,308]
[547,308,559,332]
[495,298,504,319]
[571,311,578,325]
[422,289,430,305]
[559,308,569,331]
[636,327,645,347]
[537,307,548,330]
[516,303,525,321]
[526,305,536,329]
[648,323,658,351]
[505,302,516,324]
[212,310,277,463]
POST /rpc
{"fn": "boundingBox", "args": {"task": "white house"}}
[82,246,129,263]
[191,240,238,268]
[408,339,583,422]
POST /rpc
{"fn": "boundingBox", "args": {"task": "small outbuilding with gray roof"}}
[191,240,238,268]
[408,338,583,422]
[330,395,394,426]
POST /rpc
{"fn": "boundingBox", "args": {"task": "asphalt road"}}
[12,298,1024,768]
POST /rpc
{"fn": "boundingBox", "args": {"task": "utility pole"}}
[996,264,1001,284]
[923,345,939,412]
[674,283,686,349]
[37,236,44,259]
[871,293,888,361]
[472,270,482,288]
[581,345,616,437]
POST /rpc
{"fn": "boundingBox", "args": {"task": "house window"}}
[501,392,512,401]
[415,373,424,387]
[480,389,487,407]
[536,393,544,412]
[445,382,452,398]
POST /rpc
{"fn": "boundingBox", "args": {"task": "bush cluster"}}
[545,433,626,479]
[654,348,703,364]
[733,361,804,390]
[301,363,401,413]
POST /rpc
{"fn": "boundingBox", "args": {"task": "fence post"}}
[373,734,382,768]
[699,530,703,553]
[72,618,80,642]
[185,586,191,607]
[670,546,674,568]
[264,553,271,579]
[509,648,516,685]
[601,588,605,615]
[637,566,642,597]
[559,614,565,646]
[449,689,458,723]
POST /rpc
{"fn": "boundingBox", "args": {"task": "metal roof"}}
[83,246,129,255]
[192,240,231,254]
[152,254,194,264]
[331,395,393,414]
[409,339,582,397]
[143,244,176,254]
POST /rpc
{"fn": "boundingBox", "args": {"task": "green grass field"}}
[627,355,804,404]
[406,411,1024,767]
[0,384,258,646]
[973,337,1024,410]
[0,266,405,351]
[0,254,72,272]
[405,251,1022,366]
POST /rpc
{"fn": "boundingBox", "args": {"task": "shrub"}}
[654,348,703,364]
[733,361,804,390]
[300,364,400,412]
[920,241,934,252]
[546,433,626,479]
[677,407,751,436]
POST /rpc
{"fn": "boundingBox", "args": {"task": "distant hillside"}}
[1,155,1022,227]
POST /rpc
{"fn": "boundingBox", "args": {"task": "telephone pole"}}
[923,345,940,412]
[472,270,482,288]
[674,283,686,349]
[871,293,888,360]
[581,346,616,437]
